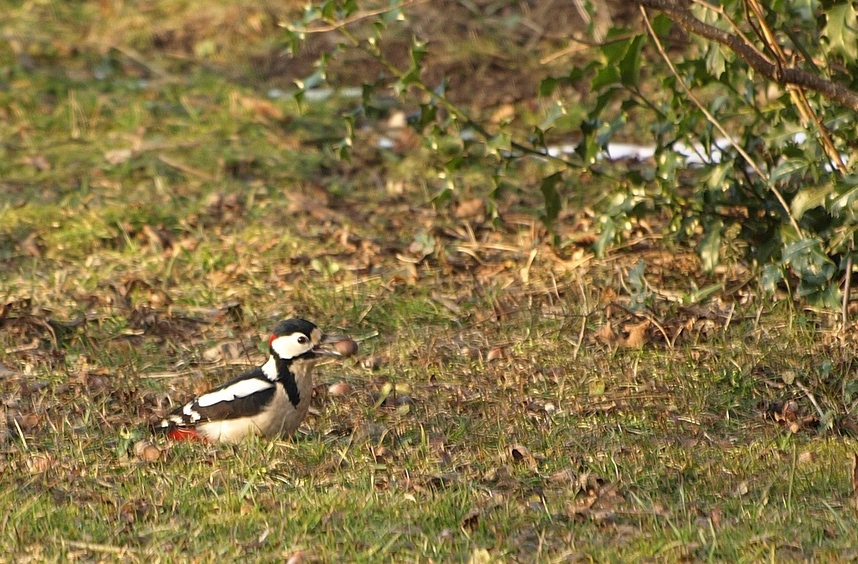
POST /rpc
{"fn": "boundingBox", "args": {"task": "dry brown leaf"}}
[588,379,606,396]
[621,320,650,348]
[486,347,504,362]
[732,480,749,498]
[595,322,618,345]
[455,198,485,219]
[509,444,538,470]
[202,341,246,362]
[239,95,284,121]
[468,548,492,564]
[567,473,624,520]
[133,440,162,462]
[327,382,352,396]
[460,507,480,531]
[25,453,51,474]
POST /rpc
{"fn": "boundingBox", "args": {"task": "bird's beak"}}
[313,334,354,357]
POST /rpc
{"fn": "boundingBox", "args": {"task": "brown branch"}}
[637,0,858,112]
[743,0,846,172]
[689,0,772,65]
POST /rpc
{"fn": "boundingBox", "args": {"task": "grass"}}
[2,1,858,562]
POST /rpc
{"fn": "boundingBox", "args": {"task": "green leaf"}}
[824,3,858,60]
[651,13,673,36]
[485,132,511,157]
[790,183,833,220]
[540,172,563,228]
[760,264,784,294]
[685,282,725,304]
[594,216,616,258]
[782,238,837,287]
[591,65,621,91]
[627,260,646,291]
[619,35,645,87]
[539,77,558,97]
[540,101,566,130]
[699,219,723,272]
[769,157,810,184]
[800,278,842,308]
[704,44,727,79]
[413,103,437,132]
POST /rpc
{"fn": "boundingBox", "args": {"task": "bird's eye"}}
[297,335,308,344]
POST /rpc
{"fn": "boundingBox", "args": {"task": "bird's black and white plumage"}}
[156,319,354,443]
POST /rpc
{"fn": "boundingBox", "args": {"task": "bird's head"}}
[268,318,354,362]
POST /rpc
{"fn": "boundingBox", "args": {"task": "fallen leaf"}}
[567,473,624,521]
[203,341,246,362]
[588,379,606,396]
[460,507,480,531]
[468,548,492,564]
[548,468,577,484]
[239,95,284,121]
[25,453,51,474]
[133,440,162,462]
[455,198,485,219]
[104,148,133,164]
[509,445,538,470]
[621,320,650,348]
[596,323,618,345]
[327,382,351,396]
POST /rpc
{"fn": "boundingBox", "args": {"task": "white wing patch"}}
[261,355,278,380]
[181,402,202,422]
[196,378,275,407]
[270,332,316,360]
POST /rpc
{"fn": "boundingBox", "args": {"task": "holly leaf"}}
[823,3,858,60]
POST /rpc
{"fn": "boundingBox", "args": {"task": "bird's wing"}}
[163,367,277,427]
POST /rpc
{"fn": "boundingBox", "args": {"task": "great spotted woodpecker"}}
[156,318,356,443]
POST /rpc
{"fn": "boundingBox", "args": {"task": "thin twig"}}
[640,7,803,237]
[333,25,581,169]
[794,379,825,422]
[843,253,853,329]
[62,540,133,555]
[572,314,588,360]
[283,0,429,34]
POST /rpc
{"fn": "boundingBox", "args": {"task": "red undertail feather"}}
[166,427,205,442]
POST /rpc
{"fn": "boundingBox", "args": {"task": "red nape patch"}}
[166,427,206,442]
[269,334,277,347]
